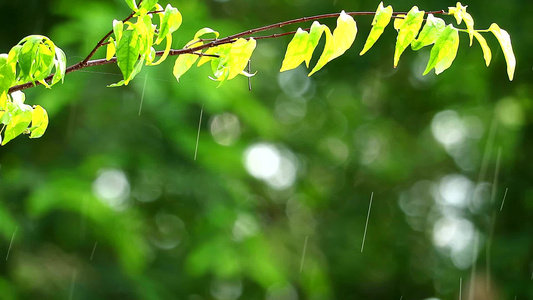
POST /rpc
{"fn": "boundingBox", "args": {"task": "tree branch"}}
[7,9,447,94]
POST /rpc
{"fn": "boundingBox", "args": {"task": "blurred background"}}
[0,0,532,299]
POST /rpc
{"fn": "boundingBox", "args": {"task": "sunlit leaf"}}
[51,46,67,85]
[139,0,158,12]
[106,37,116,60]
[308,26,333,76]
[173,41,202,82]
[473,31,491,67]
[394,6,425,67]
[489,23,515,81]
[360,2,393,55]
[17,36,42,81]
[394,14,406,31]
[150,34,172,66]
[113,20,124,43]
[29,105,48,138]
[226,38,256,80]
[309,11,357,76]
[280,28,310,72]
[1,106,32,145]
[124,0,138,11]
[423,25,459,75]
[0,54,16,95]
[411,14,445,51]
[156,5,182,44]
[304,21,326,67]
[448,2,475,45]
[194,28,220,40]
[116,28,142,84]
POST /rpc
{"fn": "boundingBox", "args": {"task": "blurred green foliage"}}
[0,0,532,299]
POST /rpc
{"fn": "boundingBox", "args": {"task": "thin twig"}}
[8,9,447,94]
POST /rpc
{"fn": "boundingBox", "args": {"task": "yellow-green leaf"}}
[1,108,32,145]
[304,21,327,67]
[423,25,459,75]
[150,34,172,66]
[227,38,256,80]
[29,105,48,138]
[194,28,220,41]
[280,28,310,72]
[411,14,445,51]
[308,26,333,76]
[448,2,475,45]
[309,11,357,76]
[394,6,425,67]
[360,2,393,55]
[116,28,141,84]
[489,23,515,81]
[394,15,406,31]
[473,31,491,67]
[331,11,357,60]
[173,41,203,82]
[156,4,182,44]
[106,37,116,60]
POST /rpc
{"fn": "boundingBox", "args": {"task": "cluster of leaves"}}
[0,0,516,145]
[279,2,515,81]
[0,36,65,145]
[105,0,182,86]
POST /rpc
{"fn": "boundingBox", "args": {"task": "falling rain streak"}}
[299,236,309,273]
[90,241,98,261]
[500,188,508,211]
[5,226,17,261]
[361,192,373,253]
[194,105,204,161]
[138,74,148,116]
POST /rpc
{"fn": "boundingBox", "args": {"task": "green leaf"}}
[116,28,142,84]
[139,0,157,12]
[17,36,43,81]
[473,31,491,67]
[124,0,138,11]
[360,2,393,55]
[280,28,310,72]
[1,105,32,145]
[423,25,459,75]
[488,23,515,81]
[113,20,124,43]
[0,54,16,94]
[393,6,425,67]
[51,46,67,85]
[309,11,357,76]
[411,14,446,51]
[29,105,48,138]
[156,5,182,44]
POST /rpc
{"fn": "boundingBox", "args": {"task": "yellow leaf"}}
[106,37,115,61]
[394,15,406,31]
[360,2,393,55]
[309,11,357,76]
[280,28,310,72]
[473,31,491,67]
[489,23,516,81]
[394,6,425,67]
